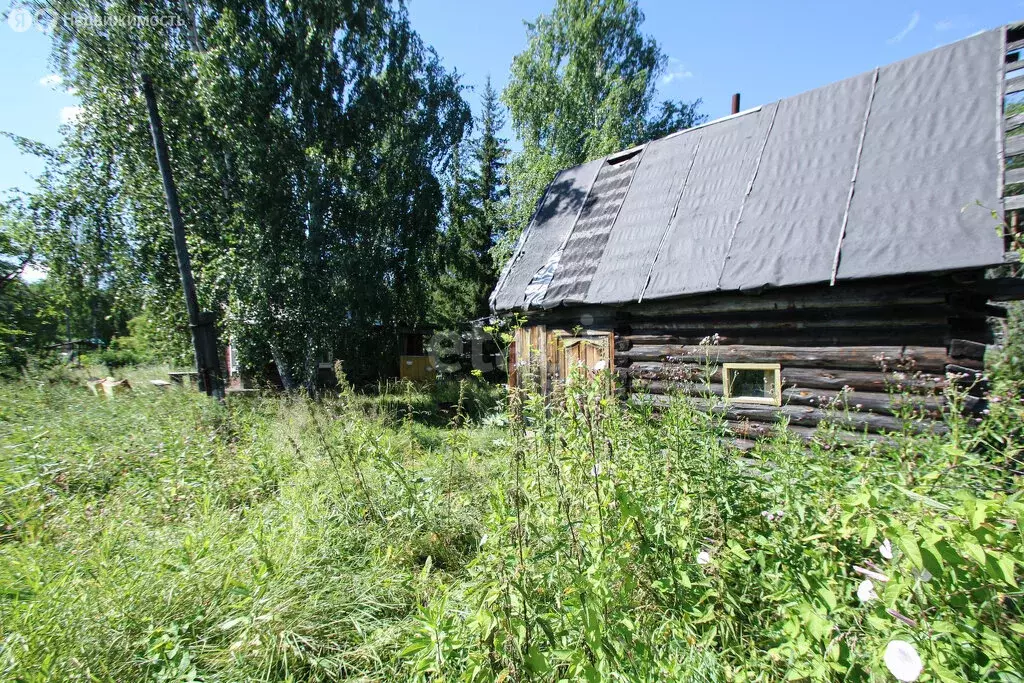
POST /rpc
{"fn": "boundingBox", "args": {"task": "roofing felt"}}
[491,27,1009,313]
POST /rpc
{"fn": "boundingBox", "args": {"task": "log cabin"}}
[489,24,1024,443]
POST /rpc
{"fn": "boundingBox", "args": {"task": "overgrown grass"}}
[1,367,1022,681]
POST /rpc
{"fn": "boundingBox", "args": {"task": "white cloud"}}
[934,19,954,32]
[39,74,62,87]
[887,11,920,44]
[60,106,83,125]
[661,58,693,86]
[65,86,79,96]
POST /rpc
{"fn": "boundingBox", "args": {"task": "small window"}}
[723,363,781,406]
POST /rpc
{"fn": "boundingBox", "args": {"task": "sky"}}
[0,0,1021,200]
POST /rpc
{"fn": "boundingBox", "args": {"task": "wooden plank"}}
[726,420,892,446]
[623,362,945,393]
[948,338,987,361]
[1006,134,1024,157]
[621,330,950,349]
[632,379,724,399]
[1008,58,1024,73]
[1008,74,1024,95]
[627,318,947,334]
[728,436,758,452]
[618,327,946,348]
[532,276,962,322]
[781,367,943,393]
[622,304,951,327]
[945,363,983,378]
[1005,194,1024,211]
[1006,167,1024,185]
[976,276,1024,301]
[962,278,1024,299]
[707,398,942,435]
[633,395,946,435]
[781,386,944,417]
[616,344,950,372]
[1007,113,1024,132]
[637,378,946,417]
[1008,38,1024,53]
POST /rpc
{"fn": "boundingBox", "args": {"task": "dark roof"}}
[491,28,1008,313]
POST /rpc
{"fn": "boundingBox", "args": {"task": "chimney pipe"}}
[731,93,741,115]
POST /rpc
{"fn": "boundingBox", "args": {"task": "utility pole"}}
[141,73,224,400]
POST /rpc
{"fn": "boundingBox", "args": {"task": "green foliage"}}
[108,313,193,367]
[16,0,471,388]
[0,202,66,372]
[407,379,1023,680]
[433,77,511,324]
[993,301,1024,386]
[2,367,1022,681]
[0,372,505,681]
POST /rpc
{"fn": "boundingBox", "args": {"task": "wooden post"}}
[141,74,224,399]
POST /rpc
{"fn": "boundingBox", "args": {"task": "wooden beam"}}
[1007,38,1024,52]
[527,276,965,323]
[635,378,947,417]
[1008,58,1024,74]
[633,394,946,435]
[781,367,943,393]
[1007,112,1024,133]
[948,338,987,361]
[983,304,1008,318]
[616,344,950,372]
[1007,74,1024,95]
[1007,167,1024,185]
[1007,135,1024,158]
[725,420,892,446]
[622,362,945,393]
[945,363,983,378]
[622,328,950,349]
[971,276,1024,301]
[1006,195,1024,211]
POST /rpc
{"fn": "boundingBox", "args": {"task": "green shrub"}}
[0,368,1021,681]
[94,347,144,369]
[404,376,1024,681]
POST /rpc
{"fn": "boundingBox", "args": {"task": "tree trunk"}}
[269,341,296,391]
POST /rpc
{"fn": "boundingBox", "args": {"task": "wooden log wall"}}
[1003,25,1024,264]
[517,273,999,442]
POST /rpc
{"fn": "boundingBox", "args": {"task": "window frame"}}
[722,362,782,406]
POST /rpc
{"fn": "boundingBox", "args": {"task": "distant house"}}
[490,24,1024,443]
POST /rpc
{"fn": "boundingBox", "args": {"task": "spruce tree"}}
[466,76,510,316]
[433,76,510,323]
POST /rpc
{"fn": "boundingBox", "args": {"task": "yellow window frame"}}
[722,362,782,406]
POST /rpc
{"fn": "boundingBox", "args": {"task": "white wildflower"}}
[696,551,711,565]
[590,463,601,477]
[884,640,923,682]
[880,538,894,560]
[856,579,878,603]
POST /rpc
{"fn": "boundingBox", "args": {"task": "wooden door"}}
[559,332,613,388]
